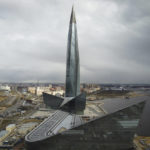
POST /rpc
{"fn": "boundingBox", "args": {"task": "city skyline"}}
[0,0,150,83]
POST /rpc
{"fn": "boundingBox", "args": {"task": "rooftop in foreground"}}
[25,95,149,143]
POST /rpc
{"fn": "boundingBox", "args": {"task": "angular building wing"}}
[43,92,64,109]
[25,96,149,150]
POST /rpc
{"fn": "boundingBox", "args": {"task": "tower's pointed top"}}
[70,5,76,24]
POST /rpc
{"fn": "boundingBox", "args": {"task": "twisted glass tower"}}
[65,6,80,97]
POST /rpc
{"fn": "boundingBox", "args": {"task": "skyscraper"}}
[25,6,150,150]
[65,6,80,97]
[42,6,85,111]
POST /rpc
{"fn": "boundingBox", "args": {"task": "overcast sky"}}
[0,0,150,83]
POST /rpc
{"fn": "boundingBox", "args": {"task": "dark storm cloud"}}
[0,0,150,83]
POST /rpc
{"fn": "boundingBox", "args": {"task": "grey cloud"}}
[0,0,150,83]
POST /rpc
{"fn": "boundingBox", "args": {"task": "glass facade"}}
[65,7,80,97]
[26,102,145,150]
[61,93,86,114]
[137,100,150,136]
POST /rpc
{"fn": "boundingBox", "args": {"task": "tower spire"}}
[70,5,76,24]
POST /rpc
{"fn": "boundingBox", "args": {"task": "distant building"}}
[17,86,28,93]
[0,85,11,91]
[6,124,16,132]
[28,86,65,96]
[28,87,36,94]
[36,87,50,96]
[48,84,52,88]
[83,87,100,93]
[46,90,64,97]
